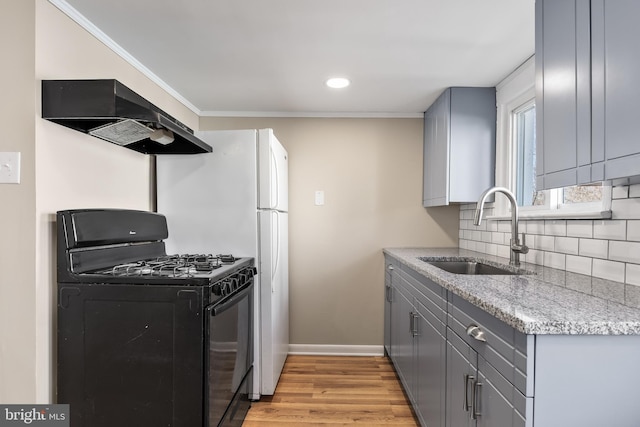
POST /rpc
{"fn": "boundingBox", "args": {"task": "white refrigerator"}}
[156,128,289,398]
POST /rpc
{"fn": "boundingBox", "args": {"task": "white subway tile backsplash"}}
[477,221,488,231]
[545,220,567,236]
[492,232,505,245]
[526,220,545,235]
[626,264,640,286]
[593,220,626,240]
[474,242,487,253]
[566,255,592,276]
[612,198,640,219]
[555,237,579,255]
[612,185,629,199]
[544,252,566,270]
[630,184,640,198]
[566,220,593,238]
[485,243,498,256]
[592,259,625,282]
[609,241,640,264]
[525,249,544,265]
[496,244,511,259]
[462,209,475,220]
[579,238,609,259]
[536,235,555,251]
[497,221,511,233]
[627,221,640,242]
[458,185,640,284]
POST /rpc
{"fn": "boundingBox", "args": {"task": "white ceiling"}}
[54,0,535,117]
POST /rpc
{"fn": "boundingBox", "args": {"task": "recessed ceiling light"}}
[326,77,350,89]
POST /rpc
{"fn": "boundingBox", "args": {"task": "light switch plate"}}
[314,190,325,206]
[0,152,21,184]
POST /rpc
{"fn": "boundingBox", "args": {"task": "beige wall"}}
[0,0,199,402]
[1,0,459,402]
[200,117,459,346]
[0,0,37,404]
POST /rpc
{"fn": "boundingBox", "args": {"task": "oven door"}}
[206,281,254,427]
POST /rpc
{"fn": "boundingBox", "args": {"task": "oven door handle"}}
[208,282,253,317]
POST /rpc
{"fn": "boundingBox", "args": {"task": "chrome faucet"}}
[473,187,529,267]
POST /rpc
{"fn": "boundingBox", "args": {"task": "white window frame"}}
[491,56,612,220]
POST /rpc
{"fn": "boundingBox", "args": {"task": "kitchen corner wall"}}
[1,0,37,405]
[0,0,200,403]
[459,184,640,297]
[200,117,459,348]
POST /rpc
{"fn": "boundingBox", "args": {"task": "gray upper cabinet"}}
[536,0,640,189]
[423,87,496,207]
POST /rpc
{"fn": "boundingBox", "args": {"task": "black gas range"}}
[56,209,254,427]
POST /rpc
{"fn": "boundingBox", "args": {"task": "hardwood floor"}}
[243,355,419,426]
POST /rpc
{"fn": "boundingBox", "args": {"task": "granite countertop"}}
[383,247,640,335]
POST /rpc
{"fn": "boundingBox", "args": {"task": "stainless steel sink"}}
[425,260,523,275]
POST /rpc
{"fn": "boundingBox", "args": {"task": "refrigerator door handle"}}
[271,210,280,293]
[271,148,279,209]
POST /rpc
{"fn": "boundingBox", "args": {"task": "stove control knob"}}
[212,283,223,296]
[230,278,239,292]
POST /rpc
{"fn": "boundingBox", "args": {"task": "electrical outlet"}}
[0,152,21,184]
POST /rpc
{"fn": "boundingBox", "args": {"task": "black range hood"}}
[42,79,212,154]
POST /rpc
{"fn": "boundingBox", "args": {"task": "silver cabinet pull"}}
[412,313,419,336]
[471,380,482,420]
[409,312,419,337]
[466,324,487,342]
[409,311,414,335]
[385,285,392,302]
[463,374,475,411]
[387,265,395,271]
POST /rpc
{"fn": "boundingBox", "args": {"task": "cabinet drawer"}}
[478,355,527,424]
[397,267,447,323]
[448,294,527,396]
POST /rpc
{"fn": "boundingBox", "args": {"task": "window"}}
[513,100,537,207]
[493,57,611,219]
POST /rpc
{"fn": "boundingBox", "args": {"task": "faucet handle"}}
[511,234,529,254]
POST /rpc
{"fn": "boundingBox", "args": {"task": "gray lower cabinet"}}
[385,254,640,426]
[384,262,393,355]
[446,295,527,427]
[446,332,476,427]
[385,256,527,427]
[386,257,446,427]
[536,0,640,188]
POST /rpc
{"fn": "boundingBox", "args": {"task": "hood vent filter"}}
[89,119,152,146]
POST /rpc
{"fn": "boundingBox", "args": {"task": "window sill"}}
[486,210,612,221]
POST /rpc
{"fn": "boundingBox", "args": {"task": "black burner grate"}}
[93,254,236,278]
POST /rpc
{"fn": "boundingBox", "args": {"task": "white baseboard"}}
[288,344,384,356]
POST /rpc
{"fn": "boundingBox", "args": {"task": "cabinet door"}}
[535,0,591,189]
[391,284,415,402]
[476,357,526,427]
[423,90,450,207]
[384,262,394,355]
[592,0,640,181]
[448,87,496,203]
[446,331,477,427]
[415,301,446,427]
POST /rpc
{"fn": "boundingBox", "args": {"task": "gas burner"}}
[217,254,236,264]
[93,254,237,278]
